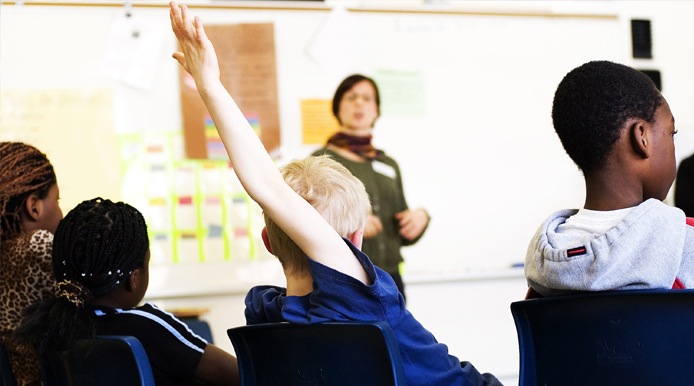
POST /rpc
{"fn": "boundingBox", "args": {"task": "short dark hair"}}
[332,74,381,124]
[552,60,663,173]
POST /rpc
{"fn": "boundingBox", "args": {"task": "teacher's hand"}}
[396,208,429,241]
[364,215,384,238]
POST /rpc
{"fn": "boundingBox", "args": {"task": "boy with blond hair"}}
[169,2,501,385]
[259,155,371,281]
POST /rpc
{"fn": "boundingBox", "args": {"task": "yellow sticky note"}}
[301,99,340,145]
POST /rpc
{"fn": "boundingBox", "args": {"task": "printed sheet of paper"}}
[372,69,427,116]
[102,10,168,91]
[180,23,280,159]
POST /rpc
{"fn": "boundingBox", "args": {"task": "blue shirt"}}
[245,239,474,386]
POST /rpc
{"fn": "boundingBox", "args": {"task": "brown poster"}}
[180,23,280,160]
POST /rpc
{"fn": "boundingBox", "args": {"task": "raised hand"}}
[169,1,220,89]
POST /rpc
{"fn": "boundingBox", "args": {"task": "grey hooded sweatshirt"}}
[525,199,694,296]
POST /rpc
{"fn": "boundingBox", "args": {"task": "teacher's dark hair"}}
[332,74,381,125]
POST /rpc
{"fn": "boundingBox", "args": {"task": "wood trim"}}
[0,1,618,19]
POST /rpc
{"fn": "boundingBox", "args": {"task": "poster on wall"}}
[0,88,121,212]
[179,23,281,160]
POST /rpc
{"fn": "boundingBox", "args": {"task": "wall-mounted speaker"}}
[631,19,652,59]
[638,69,662,91]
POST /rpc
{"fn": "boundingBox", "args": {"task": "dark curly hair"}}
[552,61,663,173]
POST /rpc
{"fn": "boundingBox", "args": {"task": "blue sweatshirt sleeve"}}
[244,285,286,325]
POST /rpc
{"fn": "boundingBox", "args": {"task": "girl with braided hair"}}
[16,198,239,386]
[0,142,62,386]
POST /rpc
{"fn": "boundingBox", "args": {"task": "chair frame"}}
[43,335,155,386]
[511,289,694,386]
[228,321,407,386]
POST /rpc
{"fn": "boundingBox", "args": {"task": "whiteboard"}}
[3,1,694,295]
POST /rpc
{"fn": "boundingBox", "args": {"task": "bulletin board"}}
[3,1,694,296]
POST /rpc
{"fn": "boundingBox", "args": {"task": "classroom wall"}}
[3,1,694,383]
[4,1,694,281]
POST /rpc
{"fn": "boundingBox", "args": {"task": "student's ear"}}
[23,194,42,222]
[126,269,140,292]
[261,227,273,254]
[348,229,364,249]
[629,119,650,159]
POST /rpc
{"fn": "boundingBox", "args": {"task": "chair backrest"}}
[227,321,407,386]
[180,318,214,344]
[511,289,694,386]
[0,342,17,386]
[43,335,155,386]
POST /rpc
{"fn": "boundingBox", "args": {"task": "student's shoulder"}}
[1,230,53,264]
[129,303,206,341]
[309,239,378,283]
[112,302,183,328]
[28,229,54,251]
[137,302,180,320]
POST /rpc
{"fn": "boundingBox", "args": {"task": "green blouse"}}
[312,147,425,273]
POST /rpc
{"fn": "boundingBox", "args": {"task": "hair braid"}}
[0,142,56,242]
[15,198,150,354]
[53,198,149,298]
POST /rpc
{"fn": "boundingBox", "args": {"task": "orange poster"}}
[300,99,340,145]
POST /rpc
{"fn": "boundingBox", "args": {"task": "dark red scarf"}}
[326,132,384,160]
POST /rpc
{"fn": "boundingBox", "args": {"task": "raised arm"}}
[169,2,368,283]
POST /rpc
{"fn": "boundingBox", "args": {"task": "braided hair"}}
[53,198,149,297]
[15,198,149,354]
[0,142,56,242]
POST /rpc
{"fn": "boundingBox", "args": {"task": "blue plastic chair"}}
[43,335,155,386]
[511,289,694,386]
[180,318,214,344]
[0,342,17,386]
[227,321,407,386]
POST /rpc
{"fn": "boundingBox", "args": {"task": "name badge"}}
[372,160,396,179]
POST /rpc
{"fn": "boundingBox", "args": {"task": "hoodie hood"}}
[525,199,691,296]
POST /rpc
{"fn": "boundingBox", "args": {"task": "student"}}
[169,3,501,385]
[15,198,239,386]
[0,142,62,386]
[525,60,694,297]
[312,74,430,300]
[674,152,694,217]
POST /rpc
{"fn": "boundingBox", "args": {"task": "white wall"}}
[3,1,693,276]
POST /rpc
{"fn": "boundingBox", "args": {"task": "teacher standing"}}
[313,74,430,301]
